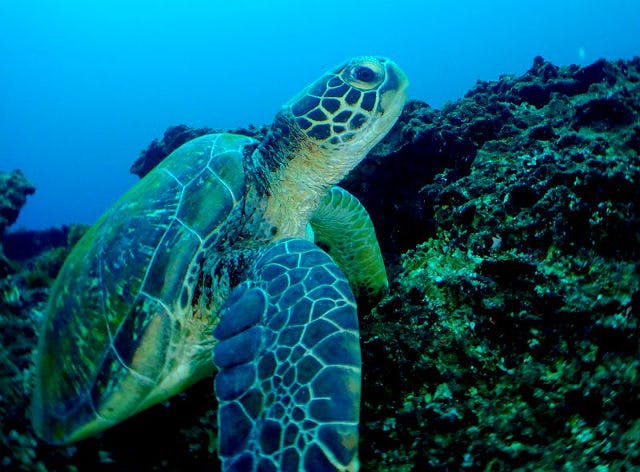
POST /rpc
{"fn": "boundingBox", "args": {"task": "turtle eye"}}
[354,66,376,82]
[345,59,384,90]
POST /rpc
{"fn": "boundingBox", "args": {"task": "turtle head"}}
[252,57,408,236]
[287,56,408,159]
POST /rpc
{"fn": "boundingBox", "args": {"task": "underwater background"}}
[2,1,640,471]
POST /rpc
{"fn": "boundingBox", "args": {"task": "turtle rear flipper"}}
[213,238,361,471]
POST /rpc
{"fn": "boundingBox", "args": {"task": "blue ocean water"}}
[1,0,638,230]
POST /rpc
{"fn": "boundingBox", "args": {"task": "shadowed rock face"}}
[2,56,640,471]
[0,170,35,277]
[0,170,35,236]
[353,56,640,470]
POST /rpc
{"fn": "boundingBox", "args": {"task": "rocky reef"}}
[0,171,35,277]
[355,56,640,470]
[0,171,88,470]
[1,56,639,470]
[0,171,35,235]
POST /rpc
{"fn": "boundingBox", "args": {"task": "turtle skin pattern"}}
[214,238,360,471]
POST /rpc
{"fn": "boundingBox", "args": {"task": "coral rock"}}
[0,170,35,236]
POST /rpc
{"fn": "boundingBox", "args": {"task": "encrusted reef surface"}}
[357,56,640,470]
[0,171,88,470]
[1,56,639,470]
[0,171,35,276]
[0,171,35,235]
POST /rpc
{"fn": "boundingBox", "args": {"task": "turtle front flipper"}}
[311,186,388,305]
[213,238,361,471]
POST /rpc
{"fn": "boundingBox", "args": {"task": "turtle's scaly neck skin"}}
[247,56,408,239]
[245,113,357,238]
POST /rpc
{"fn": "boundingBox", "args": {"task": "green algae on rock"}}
[358,56,640,470]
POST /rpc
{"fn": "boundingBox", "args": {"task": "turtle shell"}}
[32,133,256,444]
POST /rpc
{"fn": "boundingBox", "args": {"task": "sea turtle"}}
[32,56,408,470]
